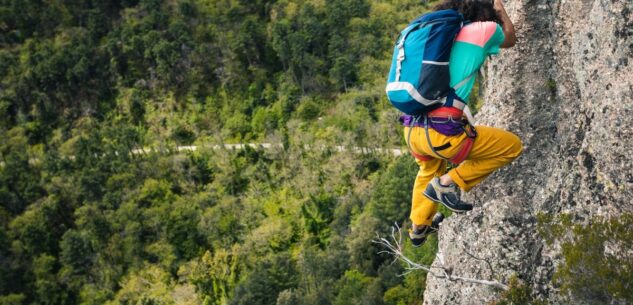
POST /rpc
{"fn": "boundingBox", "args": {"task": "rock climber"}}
[406,0,522,246]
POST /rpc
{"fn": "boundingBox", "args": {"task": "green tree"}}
[230,253,298,305]
[32,255,70,305]
[368,156,417,226]
[106,265,176,305]
[0,128,44,215]
[301,192,337,247]
[190,248,240,305]
[333,270,382,305]
[60,230,95,275]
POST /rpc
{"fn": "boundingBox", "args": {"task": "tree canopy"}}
[0,0,444,304]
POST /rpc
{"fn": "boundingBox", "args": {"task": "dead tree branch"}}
[372,223,509,291]
[461,243,497,280]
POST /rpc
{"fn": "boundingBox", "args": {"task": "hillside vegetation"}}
[0,0,446,304]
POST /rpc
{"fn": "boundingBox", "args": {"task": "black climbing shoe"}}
[409,212,445,247]
[423,177,473,212]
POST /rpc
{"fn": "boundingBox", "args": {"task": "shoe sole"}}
[411,238,425,247]
[423,190,470,213]
[411,214,445,247]
[410,229,438,248]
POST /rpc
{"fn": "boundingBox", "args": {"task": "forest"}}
[0,0,446,304]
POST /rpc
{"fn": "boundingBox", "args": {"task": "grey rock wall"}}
[423,0,633,304]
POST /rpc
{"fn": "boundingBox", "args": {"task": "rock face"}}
[423,1,633,304]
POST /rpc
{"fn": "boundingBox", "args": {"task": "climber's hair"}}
[434,0,504,26]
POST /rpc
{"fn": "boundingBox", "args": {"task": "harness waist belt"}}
[427,106,463,119]
[400,106,467,136]
[404,113,477,164]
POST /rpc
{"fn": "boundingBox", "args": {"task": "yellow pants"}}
[404,125,523,226]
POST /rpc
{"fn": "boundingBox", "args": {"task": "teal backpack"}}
[386,9,469,115]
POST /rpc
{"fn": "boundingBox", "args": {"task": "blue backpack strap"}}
[453,74,474,89]
[445,68,479,108]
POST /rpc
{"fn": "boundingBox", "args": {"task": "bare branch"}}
[461,243,496,279]
[372,225,509,291]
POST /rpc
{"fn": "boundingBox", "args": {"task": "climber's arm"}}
[494,0,516,48]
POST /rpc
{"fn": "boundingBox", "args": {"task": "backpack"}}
[385,9,467,116]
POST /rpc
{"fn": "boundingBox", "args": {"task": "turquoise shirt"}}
[449,22,505,104]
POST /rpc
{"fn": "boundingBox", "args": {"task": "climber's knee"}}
[507,132,523,160]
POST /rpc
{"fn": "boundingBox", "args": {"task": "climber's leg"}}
[405,125,455,246]
[409,155,445,227]
[446,126,522,191]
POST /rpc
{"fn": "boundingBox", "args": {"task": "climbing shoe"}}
[423,177,473,212]
[409,212,445,247]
